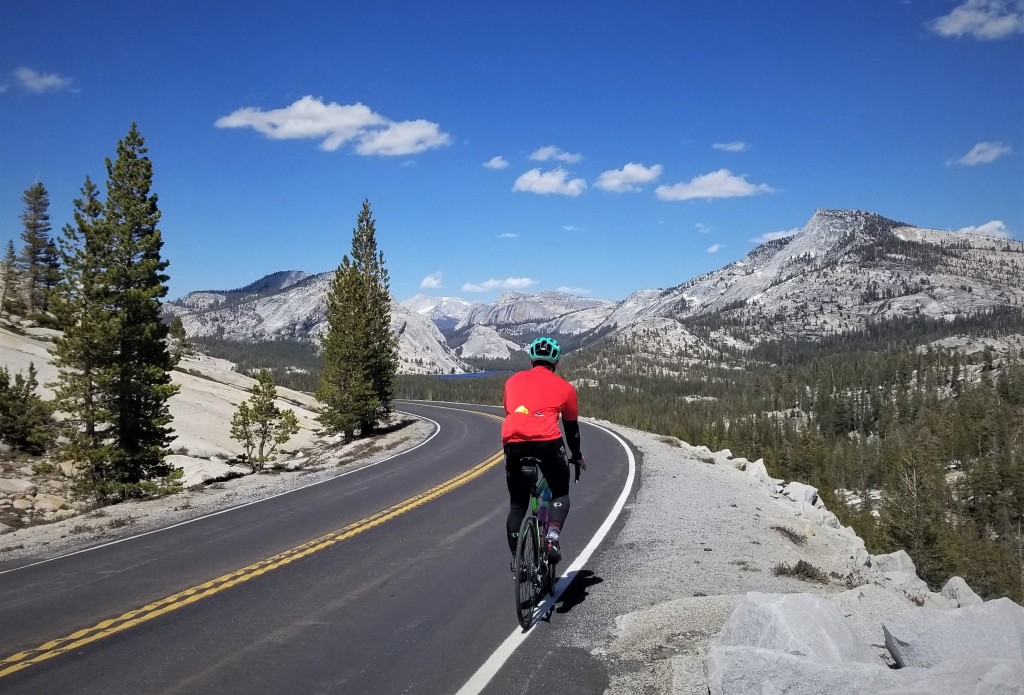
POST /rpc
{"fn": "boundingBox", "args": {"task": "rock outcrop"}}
[705,588,1024,694]
[698,457,1024,695]
[615,437,1024,695]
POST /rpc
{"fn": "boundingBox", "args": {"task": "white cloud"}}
[557,286,591,295]
[562,225,584,232]
[420,272,443,289]
[461,277,538,293]
[497,232,519,238]
[529,146,583,164]
[595,163,663,192]
[712,141,749,152]
[930,0,1024,39]
[13,66,74,93]
[706,244,722,253]
[655,169,774,201]
[512,168,587,196]
[695,223,711,234]
[484,156,509,170]
[356,120,450,156]
[752,228,801,244]
[215,95,451,156]
[958,220,1012,238]
[956,141,1012,165]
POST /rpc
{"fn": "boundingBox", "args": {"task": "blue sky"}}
[2,1,1022,303]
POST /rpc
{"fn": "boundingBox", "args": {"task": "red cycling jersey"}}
[501,365,579,445]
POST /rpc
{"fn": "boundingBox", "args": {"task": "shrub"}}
[773,559,828,583]
[771,524,807,545]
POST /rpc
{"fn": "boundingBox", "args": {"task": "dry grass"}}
[730,559,760,572]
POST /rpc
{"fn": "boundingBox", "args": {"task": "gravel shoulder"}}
[569,420,869,695]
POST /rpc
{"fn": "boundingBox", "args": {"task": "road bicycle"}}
[512,458,558,629]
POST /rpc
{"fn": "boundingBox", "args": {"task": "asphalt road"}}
[0,401,634,694]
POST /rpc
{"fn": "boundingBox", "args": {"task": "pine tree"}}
[317,200,398,441]
[51,176,117,489]
[354,200,398,432]
[880,413,950,586]
[51,125,180,500]
[103,123,180,489]
[168,315,193,363]
[38,236,61,316]
[0,363,56,455]
[18,181,54,316]
[0,240,22,318]
[230,370,300,471]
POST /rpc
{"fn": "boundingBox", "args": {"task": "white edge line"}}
[0,411,441,576]
[454,420,637,695]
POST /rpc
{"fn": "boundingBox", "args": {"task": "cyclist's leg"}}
[538,441,571,534]
[504,444,532,556]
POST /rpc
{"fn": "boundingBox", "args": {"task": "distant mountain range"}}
[165,209,1024,373]
[165,273,469,374]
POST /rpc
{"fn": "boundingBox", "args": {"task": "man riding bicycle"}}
[502,336,585,566]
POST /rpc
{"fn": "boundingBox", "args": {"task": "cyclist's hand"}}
[570,456,586,482]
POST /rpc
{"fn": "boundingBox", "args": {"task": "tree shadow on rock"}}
[372,417,417,436]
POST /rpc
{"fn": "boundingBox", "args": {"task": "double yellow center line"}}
[0,450,504,678]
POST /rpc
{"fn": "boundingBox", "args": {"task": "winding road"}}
[0,401,635,694]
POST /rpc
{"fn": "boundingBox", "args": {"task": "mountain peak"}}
[401,294,473,323]
[496,291,529,303]
[806,209,910,236]
[227,270,312,295]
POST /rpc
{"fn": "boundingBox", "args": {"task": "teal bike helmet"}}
[528,336,561,364]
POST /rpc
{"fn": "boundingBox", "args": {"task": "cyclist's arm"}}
[562,384,582,460]
[563,418,582,460]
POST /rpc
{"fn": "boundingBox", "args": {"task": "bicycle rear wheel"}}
[513,514,539,629]
[546,558,557,596]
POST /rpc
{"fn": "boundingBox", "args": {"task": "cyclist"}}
[502,336,586,566]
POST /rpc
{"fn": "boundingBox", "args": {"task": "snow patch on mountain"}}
[401,294,475,325]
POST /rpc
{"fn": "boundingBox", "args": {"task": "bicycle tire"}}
[514,514,539,629]
[546,559,557,596]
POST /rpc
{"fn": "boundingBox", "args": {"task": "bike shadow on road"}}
[551,569,603,616]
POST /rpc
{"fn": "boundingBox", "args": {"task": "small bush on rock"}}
[772,559,828,583]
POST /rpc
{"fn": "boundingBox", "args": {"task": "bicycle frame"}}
[532,473,551,533]
[513,461,557,628]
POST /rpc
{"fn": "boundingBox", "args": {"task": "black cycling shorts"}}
[503,439,570,503]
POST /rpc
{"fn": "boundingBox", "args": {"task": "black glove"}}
[569,456,586,483]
